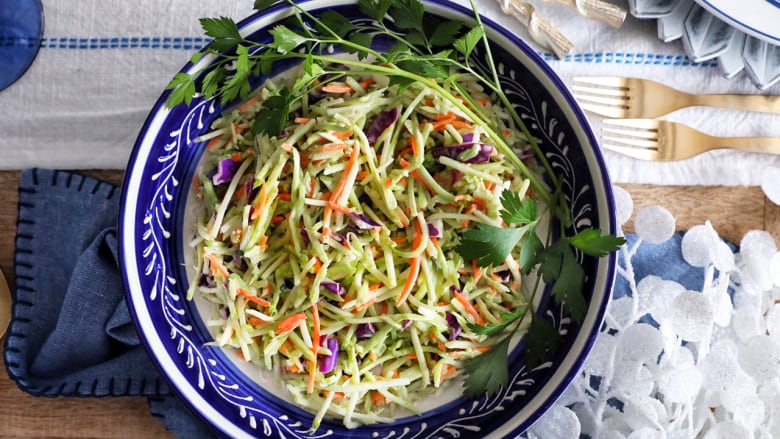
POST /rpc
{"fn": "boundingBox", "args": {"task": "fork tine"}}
[572,76,628,88]
[602,126,657,139]
[600,143,658,160]
[603,118,659,129]
[572,92,627,106]
[571,84,628,97]
[602,135,658,148]
[576,102,628,118]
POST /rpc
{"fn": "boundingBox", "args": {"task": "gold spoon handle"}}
[0,268,11,339]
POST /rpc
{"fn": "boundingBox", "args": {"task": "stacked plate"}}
[629,0,780,89]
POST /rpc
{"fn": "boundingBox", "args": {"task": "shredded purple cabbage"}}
[356,323,376,340]
[300,228,310,246]
[431,142,494,164]
[400,319,412,331]
[445,311,461,341]
[349,212,381,230]
[198,273,216,288]
[427,219,443,238]
[365,108,399,145]
[321,281,345,296]
[219,306,229,319]
[212,158,240,185]
[319,337,340,373]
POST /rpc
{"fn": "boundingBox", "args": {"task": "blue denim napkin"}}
[3,168,214,438]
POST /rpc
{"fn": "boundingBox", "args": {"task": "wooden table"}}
[1,169,779,438]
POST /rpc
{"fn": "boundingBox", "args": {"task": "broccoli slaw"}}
[188,67,538,428]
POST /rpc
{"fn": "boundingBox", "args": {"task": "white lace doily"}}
[525,185,780,439]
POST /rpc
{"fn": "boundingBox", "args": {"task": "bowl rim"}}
[118,0,619,437]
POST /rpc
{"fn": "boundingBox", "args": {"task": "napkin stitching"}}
[4,169,165,398]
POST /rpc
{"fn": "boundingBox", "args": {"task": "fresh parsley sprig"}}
[457,188,625,397]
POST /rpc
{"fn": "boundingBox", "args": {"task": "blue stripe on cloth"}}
[9,35,719,68]
[38,36,211,50]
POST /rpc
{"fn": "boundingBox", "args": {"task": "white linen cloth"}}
[1,0,779,185]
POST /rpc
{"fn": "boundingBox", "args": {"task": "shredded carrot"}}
[384,177,393,188]
[277,192,291,201]
[248,316,265,327]
[396,257,420,306]
[250,183,268,221]
[280,142,294,153]
[294,117,311,124]
[237,95,259,112]
[233,123,244,135]
[371,391,385,406]
[321,84,353,93]
[237,287,270,306]
[356,170,370,181]
[368,282,382,291]
[276,313,307,334]
[307,359,317,394]
[206,254,229,279]
[316,142,348,154]
[398,158,434,193]
[358,77,376,89]
[390,236,407,244]
[409,135,420,156]
[438,341,447,352]
[354,297,377,312]
[331,130,353,140]
[476,95,490,107]
[472,259,482,284]
[313,257,323,273]
[441,365,457,380]
[379,301,389,316]
[206,136,223,151]
[271,215,286,223]
[454,291,485,325]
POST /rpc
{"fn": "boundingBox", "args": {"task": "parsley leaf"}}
[358,0,393,22]
[569,228,627,257]
[500,190,537,225]
[538,240,587,322]
[254,0,282,11]
[389,0,425,34]
[525,313,563,369]
[455,224,524,268]
[462,334,511,398]
[268,25,308,54]
[467,307,526,337]
[453,26,484,58]
[165,73,196,107]
[200,17,243,52]
[429,20,462,47]
[251,87,292,136]
[519,231,543,274]
[315,11,354,38]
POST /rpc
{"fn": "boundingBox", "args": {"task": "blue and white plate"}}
[629,0,780,89]
[119,1,619,437]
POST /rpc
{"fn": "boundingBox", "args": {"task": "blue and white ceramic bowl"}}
[119,1,618,437]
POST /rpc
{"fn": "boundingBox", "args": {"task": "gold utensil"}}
[0,267,10,339]
[601,118,780,161]
[572,76,780,118]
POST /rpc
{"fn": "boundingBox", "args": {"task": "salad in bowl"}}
[119,0,622,437]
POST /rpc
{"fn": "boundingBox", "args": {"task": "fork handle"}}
[691,94,780,114]
[709,136,780,155]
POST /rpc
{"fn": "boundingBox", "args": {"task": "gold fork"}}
[601,119,780,161]
[572,76,780,118]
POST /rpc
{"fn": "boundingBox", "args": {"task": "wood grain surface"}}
[0,169,777,438]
